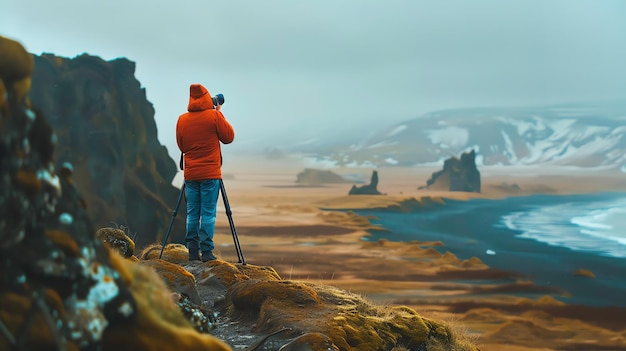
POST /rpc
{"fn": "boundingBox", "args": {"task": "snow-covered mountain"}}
[292,102,626,170]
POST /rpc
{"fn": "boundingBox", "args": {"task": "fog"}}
[2,0,626,162]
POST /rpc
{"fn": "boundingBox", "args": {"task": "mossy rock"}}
[139,243,189,264]
[140,259,201,306]
[96,227,136,258]
[102,253,231,350]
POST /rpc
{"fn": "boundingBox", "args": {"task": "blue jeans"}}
[184,179,220,255]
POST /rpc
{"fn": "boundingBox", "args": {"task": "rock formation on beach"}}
[28,52,184,248]
[349,170,383,195]
[295,168,351,185]
[421,150,481,192]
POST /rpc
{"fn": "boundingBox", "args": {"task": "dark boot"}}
[202,251,217,262]
[187,241,200,261]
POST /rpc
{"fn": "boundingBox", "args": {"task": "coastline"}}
[203,162,626,351]
[352,192,626,307]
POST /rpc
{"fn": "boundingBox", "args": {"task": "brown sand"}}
[178,157,626,351]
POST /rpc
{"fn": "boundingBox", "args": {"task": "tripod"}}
[159,179,246,265]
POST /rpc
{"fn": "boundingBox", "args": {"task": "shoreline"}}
[351,194,626,307]
[195,164,626,351]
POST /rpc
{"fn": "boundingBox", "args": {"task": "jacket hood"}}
[187,84,214,112]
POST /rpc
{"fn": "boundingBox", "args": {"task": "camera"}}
[212,93,225,106]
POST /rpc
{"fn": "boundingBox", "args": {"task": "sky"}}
[2,0,626,162]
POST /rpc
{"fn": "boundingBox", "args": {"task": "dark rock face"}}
[422,150,481,192]
[349,170,383,195]
[29,53,184,248]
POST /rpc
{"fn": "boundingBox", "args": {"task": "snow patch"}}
[500,130,516,162]
[497,116,548,136]
[384,158,399,165]
[426,126,469,149]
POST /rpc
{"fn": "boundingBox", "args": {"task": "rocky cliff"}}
[28,53,184,248]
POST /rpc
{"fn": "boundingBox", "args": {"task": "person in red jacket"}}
[176,84,234,261]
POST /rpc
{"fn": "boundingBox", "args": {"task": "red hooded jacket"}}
[176,84,234,180]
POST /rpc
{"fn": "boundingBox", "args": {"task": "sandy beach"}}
[175,156,626,351]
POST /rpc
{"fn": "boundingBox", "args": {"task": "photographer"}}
[176,84,234,261]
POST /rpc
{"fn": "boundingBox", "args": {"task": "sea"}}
[353,192,626,307]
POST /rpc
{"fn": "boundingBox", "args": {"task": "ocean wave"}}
[502,196,626,258]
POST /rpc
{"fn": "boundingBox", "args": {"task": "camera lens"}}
[212,93,225,106]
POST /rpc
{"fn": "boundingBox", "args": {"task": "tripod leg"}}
[219,179,246,265]
[160,183,185,259]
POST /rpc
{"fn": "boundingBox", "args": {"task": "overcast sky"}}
[3,0,626,160]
